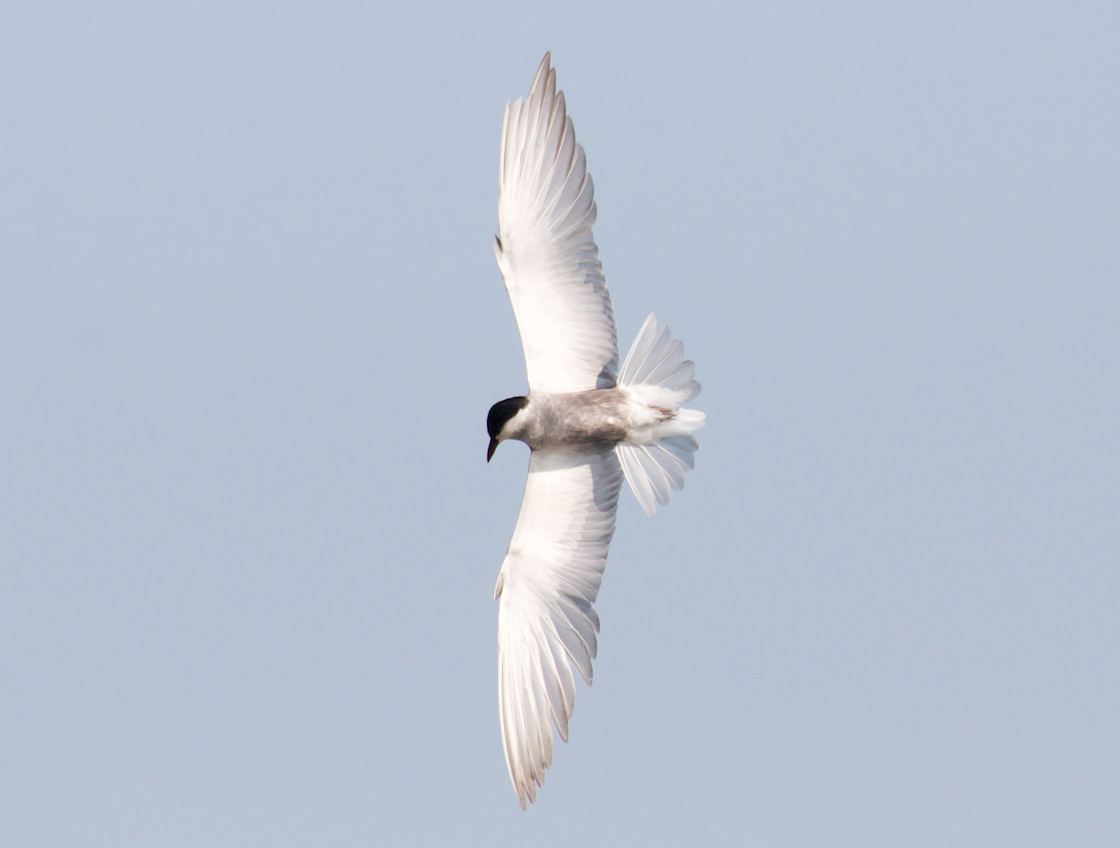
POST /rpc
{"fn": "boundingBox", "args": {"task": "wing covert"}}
[495,53,619,393]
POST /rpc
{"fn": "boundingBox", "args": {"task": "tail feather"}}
[616,314,704,515]
[618,316,700,401]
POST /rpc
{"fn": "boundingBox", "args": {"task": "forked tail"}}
[616,314,705,515]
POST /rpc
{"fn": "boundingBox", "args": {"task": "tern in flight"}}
[487,53,705,808]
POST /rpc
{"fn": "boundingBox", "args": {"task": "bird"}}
[487,53,705,808]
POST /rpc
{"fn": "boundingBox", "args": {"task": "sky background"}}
[2,1,1118,845]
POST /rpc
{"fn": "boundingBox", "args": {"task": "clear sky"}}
[2,1,1118,845]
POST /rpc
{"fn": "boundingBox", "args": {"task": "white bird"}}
[487,53,705,808]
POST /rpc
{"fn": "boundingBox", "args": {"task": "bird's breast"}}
[517,389,630,450]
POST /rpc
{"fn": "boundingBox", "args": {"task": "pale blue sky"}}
[2,1,1118,845]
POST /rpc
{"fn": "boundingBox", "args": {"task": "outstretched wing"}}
[494,446,623,807]
[495,53,618,393]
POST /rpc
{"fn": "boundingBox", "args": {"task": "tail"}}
[616,314,705,516]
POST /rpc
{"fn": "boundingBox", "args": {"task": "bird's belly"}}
[524,389,630,450]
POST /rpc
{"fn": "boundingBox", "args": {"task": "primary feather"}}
[495,52,619,393]
[495,448,622,808]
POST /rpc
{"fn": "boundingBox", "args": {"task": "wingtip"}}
[531,51,552,95]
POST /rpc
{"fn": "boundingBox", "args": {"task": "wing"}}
[495,53,619,393]
[494,446,623,807]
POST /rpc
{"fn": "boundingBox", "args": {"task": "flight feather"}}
[495,53,619,393]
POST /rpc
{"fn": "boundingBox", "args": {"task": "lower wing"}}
[494,445,623,807]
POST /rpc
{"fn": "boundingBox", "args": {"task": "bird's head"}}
[486,396,529,461]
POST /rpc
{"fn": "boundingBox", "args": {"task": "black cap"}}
[486,396,529,462]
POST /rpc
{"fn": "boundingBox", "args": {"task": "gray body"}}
[504,390,631,451]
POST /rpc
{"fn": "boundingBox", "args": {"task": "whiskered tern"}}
[487,53,705,808]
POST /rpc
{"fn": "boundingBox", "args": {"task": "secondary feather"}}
[495,447,623,808]
[495,53,619,393]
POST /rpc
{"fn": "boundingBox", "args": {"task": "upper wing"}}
[494,446,623,808]
[495,53,619,393]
